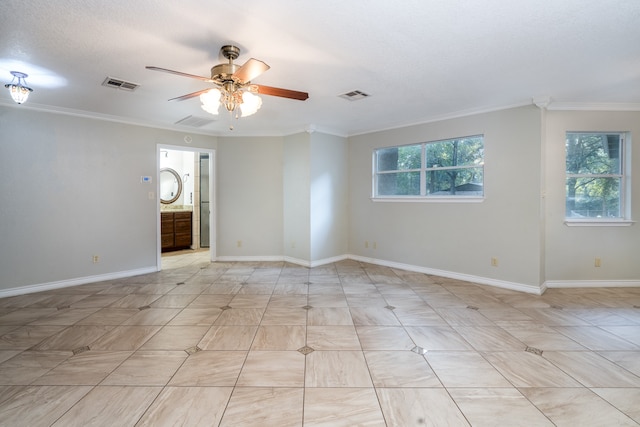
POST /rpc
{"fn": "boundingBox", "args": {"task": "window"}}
[374,135,484,199]
[565,132,631,223]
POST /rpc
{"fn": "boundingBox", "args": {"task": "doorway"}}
[199,153,211,248]
[157,144,215,270]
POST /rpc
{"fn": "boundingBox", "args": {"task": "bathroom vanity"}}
[161,211,192,252]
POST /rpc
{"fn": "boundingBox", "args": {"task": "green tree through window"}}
[374,136,484,198]
[566,133,624,218]
[425,137,484,195]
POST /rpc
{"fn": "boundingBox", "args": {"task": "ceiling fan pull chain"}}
[229,110,235,131]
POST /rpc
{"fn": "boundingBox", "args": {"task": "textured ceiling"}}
[1,0,639,136]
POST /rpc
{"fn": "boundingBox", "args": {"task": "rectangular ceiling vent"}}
[175,115,216,127]
[102,77,140,91]
[339,90,370,101]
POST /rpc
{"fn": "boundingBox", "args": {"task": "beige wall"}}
[0,106,216,292]
[282,131,349,264]
[348,106,544,292]
[217,136,284,258]
[283,132,311,261]
[1,104,638,296]
[310,132,348,262]
[544,110,640,283]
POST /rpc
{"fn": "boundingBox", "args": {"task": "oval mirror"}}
[160,168,182,204]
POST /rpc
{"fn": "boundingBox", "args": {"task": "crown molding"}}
[348,101,534,137]
[547,102,640,111]
[0,99,225,137]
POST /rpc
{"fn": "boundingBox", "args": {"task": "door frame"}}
[156,144,216,269]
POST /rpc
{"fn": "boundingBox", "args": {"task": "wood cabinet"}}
[161,211,192,252]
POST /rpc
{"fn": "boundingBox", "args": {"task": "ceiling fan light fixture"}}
[240,91,262,117]
[200,88,221,115]
[221,90,239,113]
[147,45,307,126]
[5,71,33,104]
[200,86,262,118]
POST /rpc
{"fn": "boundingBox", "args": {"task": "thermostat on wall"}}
[141,176,152,183]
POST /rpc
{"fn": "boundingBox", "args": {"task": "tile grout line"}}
[2,257,640,425]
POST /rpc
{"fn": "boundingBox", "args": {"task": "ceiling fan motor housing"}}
[211,45,243,83]
[146,43,309,104]
[210,63,241,83]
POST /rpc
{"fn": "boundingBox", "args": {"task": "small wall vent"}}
[339,90,370,101]
[102,77,140,91]
[175,115,216,127]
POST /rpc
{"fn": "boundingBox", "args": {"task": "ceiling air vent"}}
[339,90,370,101]
[175,115,216,127]
[101,76,140,91]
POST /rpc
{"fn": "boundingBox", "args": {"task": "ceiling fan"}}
[146,45,309,121]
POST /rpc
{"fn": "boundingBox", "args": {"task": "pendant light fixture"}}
[5,71,33,104]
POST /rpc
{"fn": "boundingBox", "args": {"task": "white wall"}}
[0,106,216,293]
[348,106,544,291]
[544,110,640,283]
[216,136,284,258]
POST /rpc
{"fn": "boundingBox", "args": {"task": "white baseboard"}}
[218,254,545,294]
[0,267,158,299]
[308,255,349,268]
[4,255,637,299]
[348,255,545,295]
[544,279,640,289]
[215,255,284,263]
[217,254,349,268]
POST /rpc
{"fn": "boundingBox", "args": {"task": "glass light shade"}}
[5,71,33,104]
[239,91,262,117]
[199,87,262,118]
[6,84,31,104]
[200,88,221,115]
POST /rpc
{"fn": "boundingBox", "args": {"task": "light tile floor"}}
[0,253,639,426]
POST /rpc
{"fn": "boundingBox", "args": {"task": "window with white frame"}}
[374,135,484,199]
[565,132,630,221]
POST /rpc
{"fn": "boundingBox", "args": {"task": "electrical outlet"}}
[237,240,242,248]
[594,257,601,267]
[373,242,377,249]
[491,257,498,267]
[92,255,99,263]
[365,241,369,248]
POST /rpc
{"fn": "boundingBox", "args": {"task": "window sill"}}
[564,219,635,227]
[371,196,485,203]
